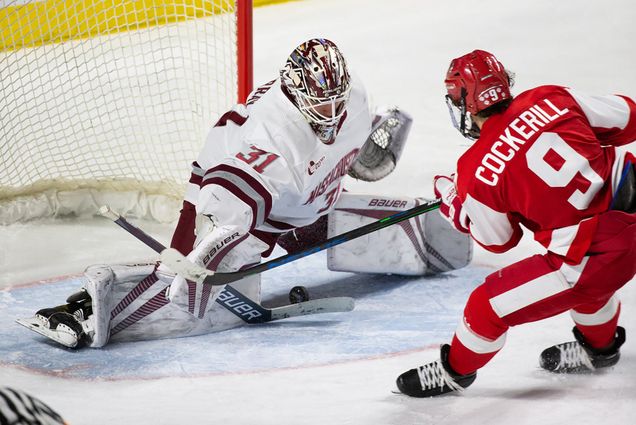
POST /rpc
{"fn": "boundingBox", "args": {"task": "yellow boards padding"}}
[0,0,235,51]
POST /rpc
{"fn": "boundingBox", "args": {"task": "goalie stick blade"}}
[216,285,355,324]
[15,317,79,348]
[269,297,355,322]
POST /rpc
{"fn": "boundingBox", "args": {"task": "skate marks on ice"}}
[0,253,488,380]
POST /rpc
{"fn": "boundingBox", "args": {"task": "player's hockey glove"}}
[433,174,470,234]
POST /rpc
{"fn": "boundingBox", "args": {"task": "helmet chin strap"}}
[462,114,481,140]
[458,89,480,140]
[446,91,481,141]
[466,123,481,140]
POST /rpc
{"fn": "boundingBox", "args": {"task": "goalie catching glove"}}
[348,106,412,181]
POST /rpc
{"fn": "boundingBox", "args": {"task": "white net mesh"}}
[0,0,240,223]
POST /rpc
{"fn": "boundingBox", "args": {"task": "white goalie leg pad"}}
[84,237,267,347]
[327,193,472,275]
[83,263,166,347]
[163,233,266,335]
[83,242,265,347]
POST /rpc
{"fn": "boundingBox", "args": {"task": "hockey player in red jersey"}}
[396,49,636,397]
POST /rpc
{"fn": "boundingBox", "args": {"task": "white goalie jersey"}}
[186,75,373,240]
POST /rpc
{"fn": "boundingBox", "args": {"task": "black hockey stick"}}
[102,199,442,286]
[99,206,354,323]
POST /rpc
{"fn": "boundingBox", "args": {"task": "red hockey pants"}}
[448,210,636,375]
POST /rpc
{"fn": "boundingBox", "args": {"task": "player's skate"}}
[16,289,94,348]
[395,344,477,397]
[540,326,626,373]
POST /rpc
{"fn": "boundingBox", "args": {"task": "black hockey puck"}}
[289,286,310,304]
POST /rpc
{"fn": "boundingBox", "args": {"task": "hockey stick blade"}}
[269,297,355,322]
[216,285,354,324]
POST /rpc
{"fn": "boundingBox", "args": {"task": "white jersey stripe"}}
[184,181,199,205]
[566,88,630,130]
[571,296,620,326]
[191,162,205,177]
[489,270,571,317]
[559,256,589,285]
[455,317,507,354]
[547,222,582,256]
[463,194,515,247]
[203,168,271,227]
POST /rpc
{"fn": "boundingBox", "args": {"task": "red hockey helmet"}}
[445,49,511,115]
[444,50,512,140]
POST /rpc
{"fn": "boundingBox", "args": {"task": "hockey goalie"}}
[18,38,472,349]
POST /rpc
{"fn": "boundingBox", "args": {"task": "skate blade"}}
[15,317,79,348]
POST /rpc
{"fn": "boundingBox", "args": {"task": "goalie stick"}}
[100,199,442,286]
[98,206,354,323]
[217,285,353,324]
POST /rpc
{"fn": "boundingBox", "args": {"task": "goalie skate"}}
[16,290,94,348]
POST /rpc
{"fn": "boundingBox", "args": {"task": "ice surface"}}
[1,1,635,424]
[2,252,490,379]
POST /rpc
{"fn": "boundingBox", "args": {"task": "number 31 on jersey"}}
[236,145,279,174]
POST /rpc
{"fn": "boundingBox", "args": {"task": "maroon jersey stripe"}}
[110,288,170,336]
[110,272,159,320]
[215,110,248,127]
[204,177,260,229]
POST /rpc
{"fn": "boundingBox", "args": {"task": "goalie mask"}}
[444,49,512,140]
[281,38,351,144]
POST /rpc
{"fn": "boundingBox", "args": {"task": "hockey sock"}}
[572,299,621,350]
[447,285,509,375]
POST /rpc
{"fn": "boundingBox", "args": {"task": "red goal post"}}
[0,0,253,224]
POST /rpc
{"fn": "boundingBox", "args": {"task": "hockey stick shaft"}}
[98,206,166,254]
[102,199,441,285]
[100,206,211,282]
[194,198,441,285]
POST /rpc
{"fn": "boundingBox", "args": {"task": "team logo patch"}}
[308,156,325,175]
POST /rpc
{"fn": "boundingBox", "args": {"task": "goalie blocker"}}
[326,192,472,275]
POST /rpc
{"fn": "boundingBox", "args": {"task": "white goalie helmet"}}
[280,38,351,143]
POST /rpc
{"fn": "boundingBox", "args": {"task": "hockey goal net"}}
[0,0,253,224]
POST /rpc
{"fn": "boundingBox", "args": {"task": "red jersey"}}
[456,85,636,263]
